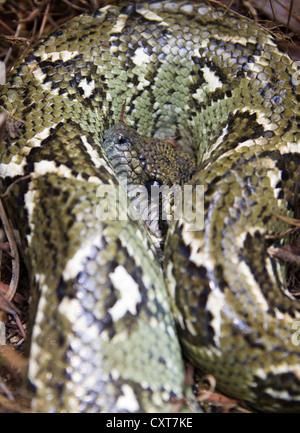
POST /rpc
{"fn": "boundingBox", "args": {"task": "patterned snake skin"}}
[1,0,300,413]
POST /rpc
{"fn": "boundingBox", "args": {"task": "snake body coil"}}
[1,1,300,412]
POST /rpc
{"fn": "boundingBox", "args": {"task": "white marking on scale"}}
[27,125,57,148]
[108,265,141,322]
[180,4,194,13]
[210,33,265,47]
[192,65,224,105]
[239,106,278,129]
[63,236,103,281]
[0,158,27,176]
[132,47,151,67]
[37,50,79,63]
[136,6,168,25]
[30,160,102,185]
[266,167,282,196]
[110,14,128,34]
[206,286,225,347]
[58,297,81,324]
[256,363,300,382]
[24,187,37,245]
[264,388,300,401]
[78,78,95,98]
[235,226,264,249]
[33,160,72,177]
[28,280,49,387]
[166,261,176,299]
[280,141,300,154]
[31,66,47,84]
[202,125,229,161]
[59,297,100,342]
[116,384,140,412]
[202,66,223,92]
[197,5,210,14]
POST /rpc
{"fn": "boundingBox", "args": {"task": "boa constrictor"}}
[1,0,300,413]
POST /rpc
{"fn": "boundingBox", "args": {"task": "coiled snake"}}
[0,0,300,413]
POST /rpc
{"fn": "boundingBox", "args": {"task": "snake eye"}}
[116,134,131,147]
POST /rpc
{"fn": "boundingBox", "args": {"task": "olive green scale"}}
[0,0,300,413]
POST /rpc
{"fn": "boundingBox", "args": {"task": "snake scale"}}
[0,0,300,413]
